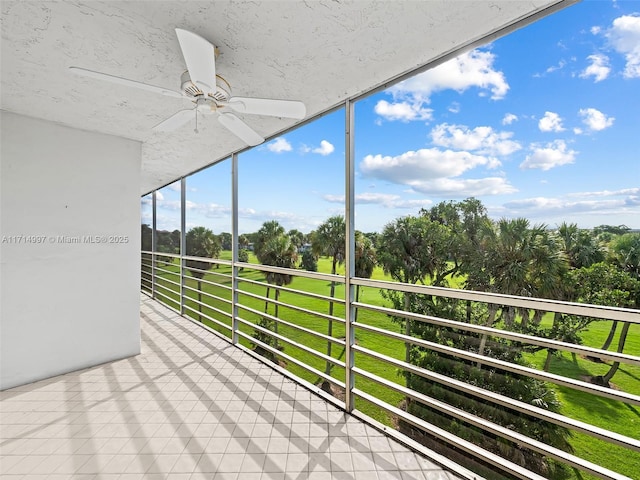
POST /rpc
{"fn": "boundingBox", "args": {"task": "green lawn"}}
[147,252,639,480]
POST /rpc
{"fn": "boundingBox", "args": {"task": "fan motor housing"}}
[180,71,230,102]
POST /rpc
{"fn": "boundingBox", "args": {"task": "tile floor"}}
[0,295,462,479]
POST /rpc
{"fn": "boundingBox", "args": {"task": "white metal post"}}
[180,177,186,314]
[344,99,356,412]
[152,190,157,299]
[231,154,239,345]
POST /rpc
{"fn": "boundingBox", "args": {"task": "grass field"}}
[143,251,639,480]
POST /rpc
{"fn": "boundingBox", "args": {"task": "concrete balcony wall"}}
[0,111,141,390]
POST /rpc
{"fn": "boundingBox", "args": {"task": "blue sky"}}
[146,0,640,234]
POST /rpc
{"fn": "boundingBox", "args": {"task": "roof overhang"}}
[1,1,577,194]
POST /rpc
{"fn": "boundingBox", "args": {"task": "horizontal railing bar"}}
[183,275,232,292]
[352,388,546,480]
[183,294,232,317]
[154,266,180,277]
[355,302,640,366]
[182,284,232,306]
[183,304,232,331]
[235,316,345,368]
[352,346,640,451]
[235,261,344,284]
[354,368,631,480]
[153,289,179,307]
[239,276,345,305]
[153,275,180,288]
[353,277,640,323]
[143,250,179,258]
[353,324,640,406]
[154,259,179,268]
[235,329,345,389]
[182,266,233,281]
[237,288,346,325]
[236,302,346,347]
[153,281,180,296]
[182,254,232,267]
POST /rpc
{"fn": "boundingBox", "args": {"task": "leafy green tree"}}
[185,227,221,321]
[218,232,232,251]
[312,215,346,386]
[354,231,376,322]
[141,224,152,251]
[288,229,306,250]
[569,262,640,384]
[237,249,249,270]
[609,232,640,279]
[594,224,631,236]
[557,222,605,269]
[254,220,285,260]
[238,234,249,249]
[300,249,317,272]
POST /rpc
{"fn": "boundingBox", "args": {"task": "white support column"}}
[180,177,186,314]
[344,99,356,412]
[152,190,157,300]
[231,154,239,345]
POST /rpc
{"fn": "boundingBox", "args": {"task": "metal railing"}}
[141,251,640,480]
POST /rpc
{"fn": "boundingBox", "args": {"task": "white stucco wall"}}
[0,111,141,390]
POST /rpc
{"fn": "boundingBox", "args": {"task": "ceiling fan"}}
[70,28,306,146]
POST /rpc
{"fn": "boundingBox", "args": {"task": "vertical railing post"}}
[231,153,239,345]
[345,99,356,412]
[180,177,186,314]
[152,190,157,300]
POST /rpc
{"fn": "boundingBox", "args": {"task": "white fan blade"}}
[153,109,194,132]
[218,113,264,146]
[175,28,216,96]
[227,96,306,119]
[69,67,183,99]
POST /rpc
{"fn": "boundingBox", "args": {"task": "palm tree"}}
[185,227,221,321]
[312,215,345,388]
[558,222,605,269]
[253,221,297,354]
[477,219,568,362]
[254,220,287,311]
[354,231,376,322]
[377,215,436,381]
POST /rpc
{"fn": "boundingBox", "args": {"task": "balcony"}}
[0,294,464,479]
[139,252,640,480]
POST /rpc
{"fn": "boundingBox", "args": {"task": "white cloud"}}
[567,187,640,198]
[502,113,518,125]
[579,54,611,82]
[605,14,640,78]
[448,102,461,114]
[267,137,292,153]
[578,108,615,131]
[538,111,565,132]
[374,100,433,122]
[323,192,433,209]
[430,123,521,156]
[360,148,515,197]
[535,59,567,77]
[155,191,164,201]
[388,49,509,102]
[408,177,516,197]
[520,140,577,171]
[312,140,335,156]
[502,190,640,221]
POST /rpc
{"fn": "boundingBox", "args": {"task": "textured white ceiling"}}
[1,1,572,194]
